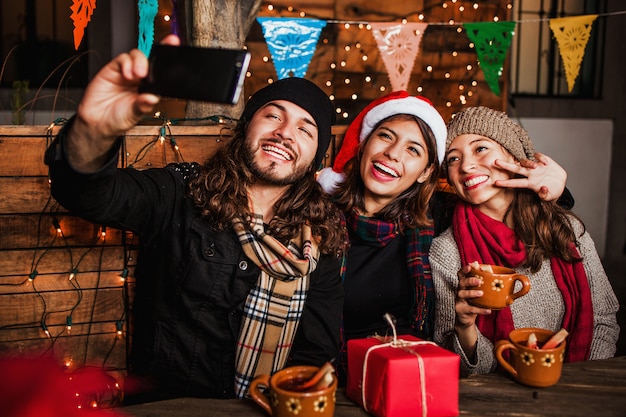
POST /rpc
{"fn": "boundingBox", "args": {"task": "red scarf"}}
[453,202,593,362]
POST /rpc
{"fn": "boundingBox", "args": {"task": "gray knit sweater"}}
[431,216,620,376]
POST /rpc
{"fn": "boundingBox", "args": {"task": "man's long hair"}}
[333,114,440,229]
[187,121,346,255]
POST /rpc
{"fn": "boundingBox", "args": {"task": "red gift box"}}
[346,335,460,417]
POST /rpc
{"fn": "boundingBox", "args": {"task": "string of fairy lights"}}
[294,20,484,118]
[0,111,228,409]
[240,1,511,119]
[157,2,626,121]
[0,207,126,407]
[153,0,515,121]
[0,103,225,408]
[0,118,154,408]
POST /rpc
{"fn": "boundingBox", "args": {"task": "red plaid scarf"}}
[232,214,319,398]
[453,202,593,362]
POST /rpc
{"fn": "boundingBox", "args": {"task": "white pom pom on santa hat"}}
[317,90,447,194]
[317,166,345,194]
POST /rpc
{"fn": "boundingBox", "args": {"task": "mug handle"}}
[508,274,531,304]
[494,340,518,378]
[248,374,273,416]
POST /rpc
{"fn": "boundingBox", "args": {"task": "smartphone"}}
[139,44,251,104]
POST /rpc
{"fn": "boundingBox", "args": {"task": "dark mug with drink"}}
[249,365,337,417]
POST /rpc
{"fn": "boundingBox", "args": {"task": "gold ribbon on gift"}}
[361,313,438,417]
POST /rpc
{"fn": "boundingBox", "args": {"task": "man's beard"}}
[243,140,312,186]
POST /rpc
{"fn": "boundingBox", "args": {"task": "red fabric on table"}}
[346,335,460,417]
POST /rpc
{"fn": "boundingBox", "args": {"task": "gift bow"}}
[362,314,437,416]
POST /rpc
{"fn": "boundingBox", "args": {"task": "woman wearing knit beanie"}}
[318,94,571,385]
[431,106,619,377]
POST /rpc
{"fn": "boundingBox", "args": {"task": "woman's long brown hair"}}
[505,190,583,272]
[187,121,346,256]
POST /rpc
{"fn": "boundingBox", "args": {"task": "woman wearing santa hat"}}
[317,91,570,383]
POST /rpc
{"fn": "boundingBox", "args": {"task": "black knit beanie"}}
[241,77,336,168]
[446,106,536,163]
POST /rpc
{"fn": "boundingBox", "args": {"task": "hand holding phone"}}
[139,44,251,104]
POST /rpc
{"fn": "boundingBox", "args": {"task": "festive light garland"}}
[0,118,136,410]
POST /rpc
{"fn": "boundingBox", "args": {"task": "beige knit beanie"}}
[445,106,536,162]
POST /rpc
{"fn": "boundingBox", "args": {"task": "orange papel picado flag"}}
[70,0,96,50]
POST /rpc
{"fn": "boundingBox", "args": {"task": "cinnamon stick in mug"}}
[542,328,569,349]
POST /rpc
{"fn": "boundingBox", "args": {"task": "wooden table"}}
[119,356,626,416]
[459,355,626,416]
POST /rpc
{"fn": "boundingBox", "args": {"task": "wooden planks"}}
[0,124,232,378]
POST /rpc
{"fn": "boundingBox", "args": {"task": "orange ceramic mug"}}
[248,365,337,417]
[468,264,531,310]
[495,327,566,388]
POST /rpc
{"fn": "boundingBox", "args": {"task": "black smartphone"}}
[139,44,251,104]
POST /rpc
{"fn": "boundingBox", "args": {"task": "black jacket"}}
[45,126,343,402]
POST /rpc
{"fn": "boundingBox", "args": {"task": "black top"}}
[340,186,576,341]
[343,231,412,340]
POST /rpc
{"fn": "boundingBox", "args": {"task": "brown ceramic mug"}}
[248,365,337,417]
[494,327,566,387]
[468,264,531,310]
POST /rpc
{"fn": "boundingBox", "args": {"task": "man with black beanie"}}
[44,36,346,402]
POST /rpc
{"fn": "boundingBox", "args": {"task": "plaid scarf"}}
[453,202,593,362]
[344,210,435,335]
[232,214,320,398]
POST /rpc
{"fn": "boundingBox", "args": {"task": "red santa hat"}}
[317,90,447,193]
